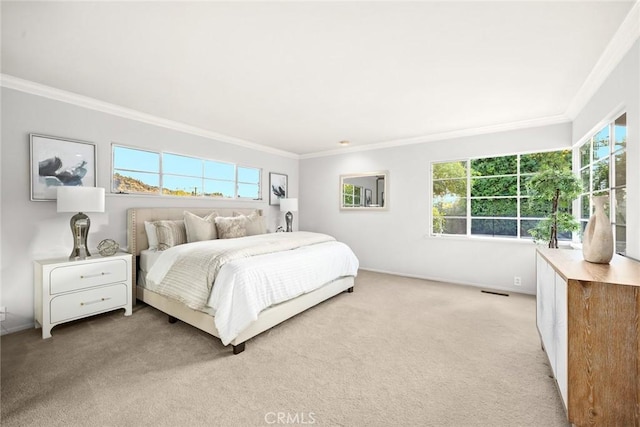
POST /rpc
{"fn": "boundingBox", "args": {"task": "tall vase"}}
[582,195,614,264]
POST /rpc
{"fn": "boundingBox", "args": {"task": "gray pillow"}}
[184,210,218,242]
[215,216,247,239]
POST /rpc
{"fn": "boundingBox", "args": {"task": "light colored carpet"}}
[1,270,568,426]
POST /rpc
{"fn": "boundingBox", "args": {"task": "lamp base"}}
[69,212,91,260]
[285,211,293,232]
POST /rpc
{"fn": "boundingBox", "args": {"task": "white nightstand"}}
[34,252,133,338]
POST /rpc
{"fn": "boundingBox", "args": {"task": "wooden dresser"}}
[536,247,640,426]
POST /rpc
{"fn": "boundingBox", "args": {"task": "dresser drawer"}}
[50,283,128,323]
[49,259,128,294]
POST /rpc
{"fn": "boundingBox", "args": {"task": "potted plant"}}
[526,168,582,248]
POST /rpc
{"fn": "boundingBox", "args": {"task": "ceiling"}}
[1,1,636,156]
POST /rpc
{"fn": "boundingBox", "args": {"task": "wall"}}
[300,123,572,295]
[0,87,298,334]
[572,40,640,260]
[3,41,637,335]
[300,41,640,290]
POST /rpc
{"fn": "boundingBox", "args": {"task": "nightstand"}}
[34,252,133,338]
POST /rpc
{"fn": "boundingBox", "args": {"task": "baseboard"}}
[1,322,35,336]
[358,268,535,296]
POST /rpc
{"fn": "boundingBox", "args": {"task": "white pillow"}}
[184,210,218,242]
[144,221,159,250]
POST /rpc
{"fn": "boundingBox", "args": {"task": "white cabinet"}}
[536,254,555,370]
[34,253,132,338]
[553,274,568,407]
[536,253,569,410]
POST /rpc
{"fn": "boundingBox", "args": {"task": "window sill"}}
[106,192,265,203]
[426,234,535,244]
[425,233,576,248]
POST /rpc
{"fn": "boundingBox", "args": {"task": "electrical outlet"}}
[0,307,6,322]
[513,276,522,286]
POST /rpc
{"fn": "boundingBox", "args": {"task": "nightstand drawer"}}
[49,259,128,294]
[50,283,128,323]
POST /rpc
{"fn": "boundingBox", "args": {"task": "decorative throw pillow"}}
[233,210,267,236]
[154,220,187,250]
[184,211,218,242]
[144,221,159,250]
[214,216,247,239]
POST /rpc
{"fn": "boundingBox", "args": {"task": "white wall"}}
[300,40,640,291]
[300,123,572,295]
[572,40,639,260]
[0,87,298,333]
[2,41,637,335]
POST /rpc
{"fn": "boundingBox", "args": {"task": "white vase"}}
[582,195,614,264]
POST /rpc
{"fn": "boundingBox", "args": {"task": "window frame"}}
[236,164,262,200]
[430,149,572,241]
[469,154,520,238]
[342,183,364,207]
[112,144,161,195]
[111,143,262,201]
[575,112,626,255]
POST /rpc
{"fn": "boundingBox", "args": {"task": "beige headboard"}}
[127,207,263,288]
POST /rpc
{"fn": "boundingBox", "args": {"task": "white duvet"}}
[144,234,359,345]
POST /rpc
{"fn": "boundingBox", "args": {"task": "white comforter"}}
[144,233,359,345]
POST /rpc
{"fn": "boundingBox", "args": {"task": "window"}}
[432,150,572,239]
[342,183,363,207]
[578,113,626,255]
[112,144,261,200]
[470,155,518,237]
[113,146,160,194]
[432,161,467,235]
[237,166,261,199]
[163,153,209,196]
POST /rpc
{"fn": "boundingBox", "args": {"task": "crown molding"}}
[302,1,639,159]
[0,74,300,160]
[300,114,570,159]
[4,0,637,163]
[565,0,640,119]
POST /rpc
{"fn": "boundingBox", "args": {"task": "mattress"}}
[137,249,164,287]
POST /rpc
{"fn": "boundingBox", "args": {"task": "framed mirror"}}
[340,171,388,210]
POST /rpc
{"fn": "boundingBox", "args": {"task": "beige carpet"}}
[1,270,568,427]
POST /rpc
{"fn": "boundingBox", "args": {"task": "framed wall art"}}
[30,134,97,201]
[269,172,288,205]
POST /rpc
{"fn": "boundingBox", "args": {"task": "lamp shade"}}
[57,187,105,213]
[280,198,298,212]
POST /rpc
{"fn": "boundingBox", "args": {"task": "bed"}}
[127,207,358,354]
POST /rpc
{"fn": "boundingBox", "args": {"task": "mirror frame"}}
[339,171,388,211]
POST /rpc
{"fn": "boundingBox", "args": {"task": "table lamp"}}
[280,198,298,232]
[57,186,105,260]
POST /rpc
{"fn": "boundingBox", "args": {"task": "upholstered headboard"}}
[126,207,263,288]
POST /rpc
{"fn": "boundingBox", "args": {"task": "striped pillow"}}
[154,220,187,250]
